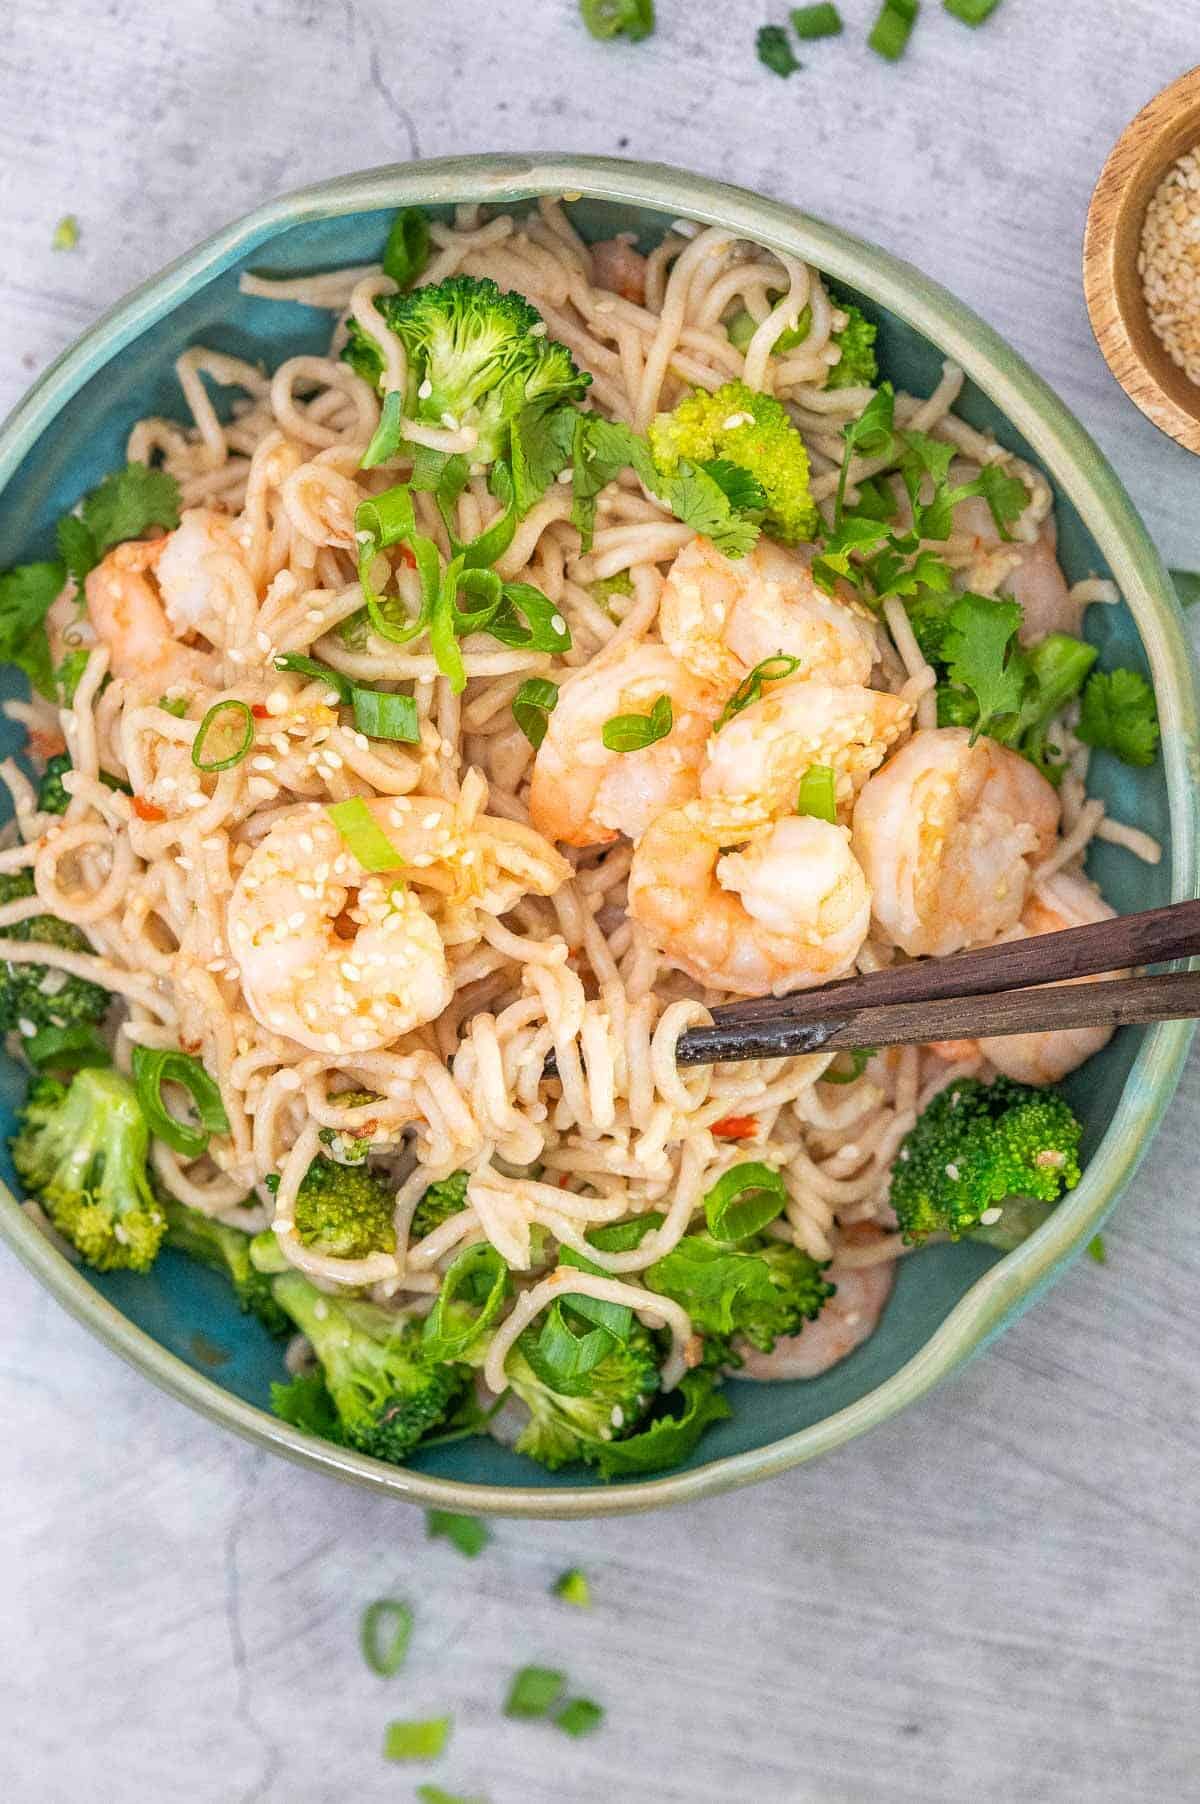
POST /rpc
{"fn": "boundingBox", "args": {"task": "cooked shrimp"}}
[229,791,570,1053]
[734,1243,895,1380]
[852,727,1059,958]
[701,676,913,816]
[529,639,720,847]
[659,536,879,692]
[84,530,220,686]
[946,470,1079,644]
[228,805,452,1054]
[155,508,247,637]
[978,871,1120,1085]
[627,797,871,995]
[590,236,648,304]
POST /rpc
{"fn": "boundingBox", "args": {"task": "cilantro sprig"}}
[0,464,181,699]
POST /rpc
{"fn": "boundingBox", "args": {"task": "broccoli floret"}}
[268,1268,463,1462]
[273,1154,397,1261]
[889,1075,1083,1246]
[0,870,109,1036]
[37,752,72,816]
[648,379,819,545]
[11,1067,165,1272]
[410,1168,469,1240]
[316,1088,402,1167]
[507,1320,661,1472]
[826,303,878,390]
[365,276,590,464]
[644,1231,834,1363]
[161,1195,289,1334]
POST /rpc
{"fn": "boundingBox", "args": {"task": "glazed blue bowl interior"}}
[0,189,1175,1493]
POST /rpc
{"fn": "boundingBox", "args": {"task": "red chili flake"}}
[711,1114,759,1139]
[250,703,270,719]
[132,796,166,822]
[395,543,416,569]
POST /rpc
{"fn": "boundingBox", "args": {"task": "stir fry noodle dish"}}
[0,199,1162,1479]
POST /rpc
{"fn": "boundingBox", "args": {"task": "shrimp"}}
[155,508,247,637]
[590,237,648,304]
[659,536,880,692]
[852,728,1059,958]
[734,1240,895,1380]
[229,791,571,1053]
[946,469,1079,644]
[627,797,871,995]
[228,806,452,1054]
[83,515,240,686]
[529,639,721,847]
[977,871,1120,1085]
[701,676,913,816]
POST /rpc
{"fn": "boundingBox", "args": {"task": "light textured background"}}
[3,4,1200,1801]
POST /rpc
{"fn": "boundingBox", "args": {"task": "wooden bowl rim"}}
[1084,63,1200,455]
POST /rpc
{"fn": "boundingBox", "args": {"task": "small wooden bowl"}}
[1084,64,1200,455]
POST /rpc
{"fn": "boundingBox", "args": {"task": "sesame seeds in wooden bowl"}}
[1084,65,1200,456]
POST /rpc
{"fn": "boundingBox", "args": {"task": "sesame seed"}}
[186,793,208,810]
[550,613,566,635]
[441,410,459,430]
[251,756,274,772]
[944,1161,960,1181]
[417,378,433,399]
[978,1208,1003,1225]
[1141,145,1200,386]
[265,691,288,715]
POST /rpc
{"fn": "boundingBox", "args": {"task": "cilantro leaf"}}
[0,561,63,698]
[511,401,578,515]
[699,457,767,515]
[81,463,181,558]
[664,459,759,557]
[1077,668,1160,767]
[571,414,656,550]
[591,1370,731,1479]
[972,461,1029,539]
[833,382,897,525]
[756,24,801,76]
[940,593,1029,739]
[56,515,99,591]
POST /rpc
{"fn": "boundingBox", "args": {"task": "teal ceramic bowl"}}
[1,156,1196,1517]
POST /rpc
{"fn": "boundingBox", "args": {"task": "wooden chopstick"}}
[668,896,1200,1068]
[674,968,1200,1067]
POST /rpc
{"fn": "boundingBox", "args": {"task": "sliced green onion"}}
[360,1598,413,1676]
[557,1244,633,1341]
[553,1569,592,1608]
[756,23,800,76]
[868,0,918,59]
[326,796,405,872]
[504,1666,566,1719]
[55,649,91,707]
[25,1024,110,1073]
[157,695,189,719]
[382,1716,451,1762]
[132,1045,230,1158]
[273,652,353,704]
[820,1047,874,1085]
[416,1789,484,1804]
[425,1509,491,1558]
[357,483,418,549]
[361,390,405,470]
[601,693,672,752]
[460,460,516,569]
[350,687,420,743]
[943,0,999,20]
[704,1161,788,1243]
[488,582,572,654]
[1088,1233,1108,1265]
[523,1300,617,1396]
[421,1242,510,1363]
[192,699,254,772]
[791,2,842,35]
[796,763,838,822]
[555,1698,605,1737]
[726,310,758,353]
[512,678,559,749]
[52,214,79,251]
[381,206,432,289]
[714,654,802,730]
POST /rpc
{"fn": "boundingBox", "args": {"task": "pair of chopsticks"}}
[670,897,1200,1068]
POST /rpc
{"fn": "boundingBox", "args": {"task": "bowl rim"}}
[1,153,1196,1518]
